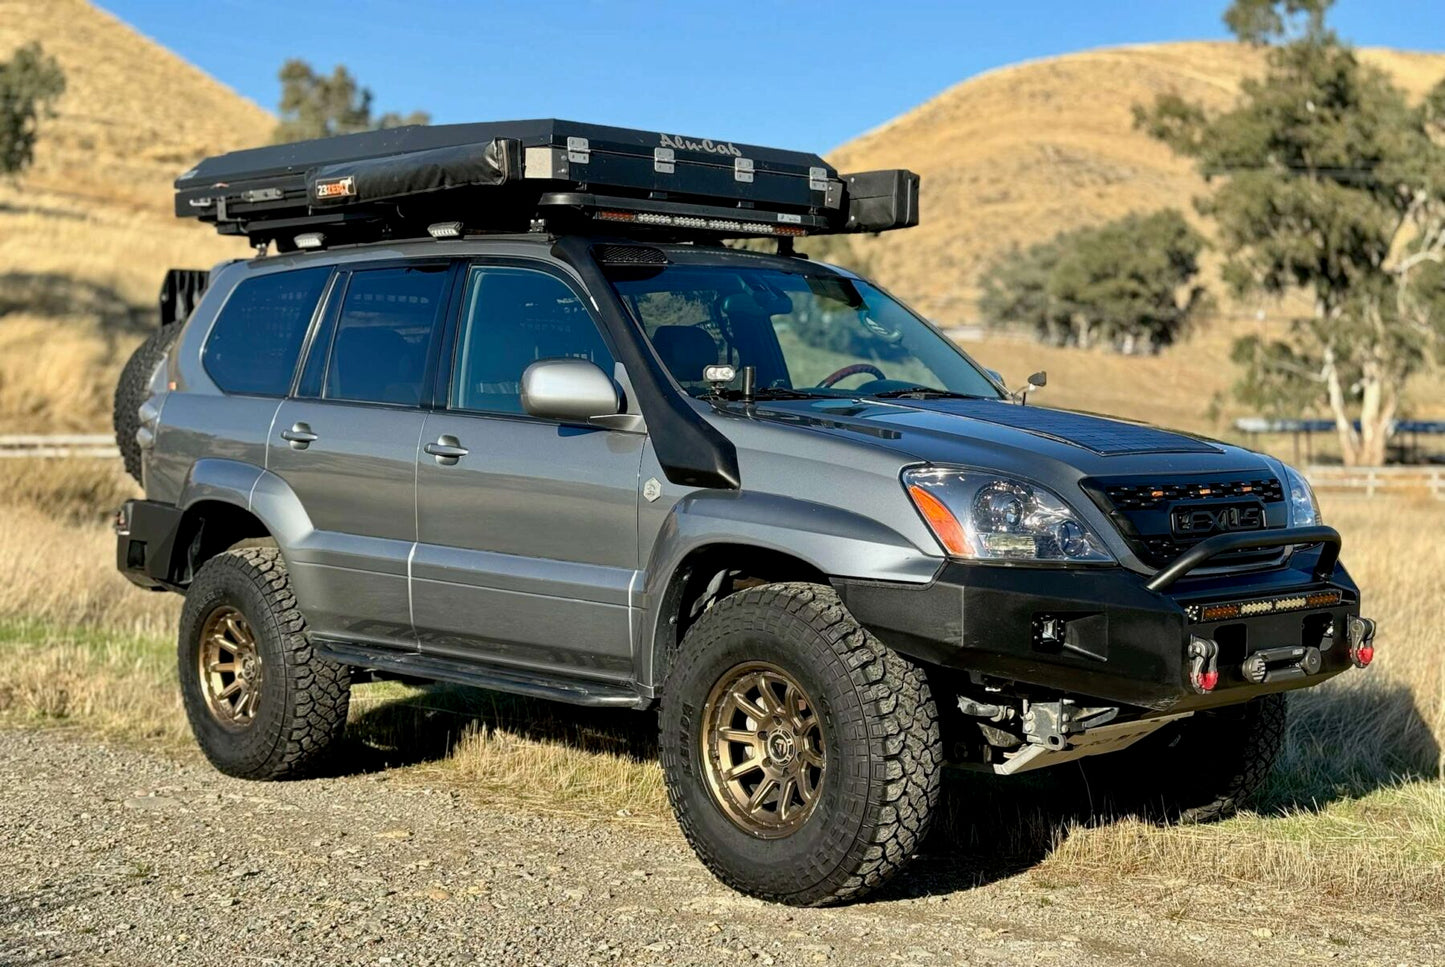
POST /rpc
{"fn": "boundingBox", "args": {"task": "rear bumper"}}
[114,498,184,591]
[834,542,1365,712]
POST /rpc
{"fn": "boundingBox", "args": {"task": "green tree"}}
[979,238,1067,343]
[1136,0,1445,465]
[979,210,1208,353]
[0,42,65,177]
[273,59,430,143]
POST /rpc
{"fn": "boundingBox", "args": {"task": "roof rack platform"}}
[175,119,918,250]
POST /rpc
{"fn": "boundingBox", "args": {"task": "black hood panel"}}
[920,399,1222,456]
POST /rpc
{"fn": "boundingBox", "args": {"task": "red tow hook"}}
[1348,616,1377,668]
[1188,635,1220,694]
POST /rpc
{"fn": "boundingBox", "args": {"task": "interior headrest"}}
[650,325,719,383]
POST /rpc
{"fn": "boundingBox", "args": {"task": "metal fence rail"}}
[0,434,119,459]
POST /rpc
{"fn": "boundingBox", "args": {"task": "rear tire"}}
[178,547,350,779]
[1082,693,1287,823]
[659,583,942,906]
[113,324,181,482]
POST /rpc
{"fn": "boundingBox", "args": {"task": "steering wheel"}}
[818,363,885,388]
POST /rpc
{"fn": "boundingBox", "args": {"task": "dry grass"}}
[0,460,1439,902]
[0,0,263,434]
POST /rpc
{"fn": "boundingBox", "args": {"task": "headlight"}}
[903,468,1114,563]
[1281,464,1322,526]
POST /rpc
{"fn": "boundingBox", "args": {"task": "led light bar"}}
[1187,589,1342,623]
[594,209,806,236]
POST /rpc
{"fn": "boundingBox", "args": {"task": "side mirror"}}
[1013,370,1047,405]
[521,359,623,424]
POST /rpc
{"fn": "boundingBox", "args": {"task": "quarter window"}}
[203,267,330,397]
[322,266,450,406]
[450,266,614,414]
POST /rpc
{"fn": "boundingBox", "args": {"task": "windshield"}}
[604,262,1003,401]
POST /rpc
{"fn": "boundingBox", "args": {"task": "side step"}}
[313,640,647,709]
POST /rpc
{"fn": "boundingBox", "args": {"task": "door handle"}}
[424,435,469,465]
[281,422,318,449]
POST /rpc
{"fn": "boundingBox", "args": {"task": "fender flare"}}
[175,459,316,556]
[637,490,941,688]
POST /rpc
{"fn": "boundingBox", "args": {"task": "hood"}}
[739,396,1274,478]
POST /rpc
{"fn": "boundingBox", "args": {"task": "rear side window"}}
[203,267,331,397]
[322,266,450,406]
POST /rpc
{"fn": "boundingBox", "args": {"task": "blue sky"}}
[101,0,1442,152]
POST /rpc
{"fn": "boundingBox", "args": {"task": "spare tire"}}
[113,324,180,482]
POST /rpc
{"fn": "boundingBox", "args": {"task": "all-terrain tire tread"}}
[661,582,942,907]
[1176,692,1287,823]
[180,547,349,779]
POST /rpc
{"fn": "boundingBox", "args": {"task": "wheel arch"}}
[644,541,828,689]
[638,491,942,692]
[166,459,313,586]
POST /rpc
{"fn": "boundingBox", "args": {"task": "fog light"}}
[1348,616,1376,668]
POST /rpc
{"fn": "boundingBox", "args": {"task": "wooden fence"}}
[1304,465,1445,499]
[0,434,119,459]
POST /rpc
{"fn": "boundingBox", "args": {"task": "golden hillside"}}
[0,7,1440,437]
[0,0,270,432]
[830,41,1445,322]
[0,0,273,212]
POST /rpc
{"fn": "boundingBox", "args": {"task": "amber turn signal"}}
[907,484,973,558]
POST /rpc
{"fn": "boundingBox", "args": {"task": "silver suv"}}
[115,123,1374,906]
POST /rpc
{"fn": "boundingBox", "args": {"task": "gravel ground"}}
[1,728,1439,967]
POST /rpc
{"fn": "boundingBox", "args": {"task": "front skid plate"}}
[958,711,1195,776]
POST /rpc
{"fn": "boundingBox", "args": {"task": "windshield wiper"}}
[703,386,831,402]
[868,387,993,400]
[753,386,834,400]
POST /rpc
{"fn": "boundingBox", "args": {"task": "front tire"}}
[178,547,350,779]
[659,583,942,906]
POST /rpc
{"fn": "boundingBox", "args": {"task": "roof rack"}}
[174,119,918,251]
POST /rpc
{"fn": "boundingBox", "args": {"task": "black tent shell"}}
[174,119,917,248]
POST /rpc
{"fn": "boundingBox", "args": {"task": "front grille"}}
[1086,472,1288,570]
[1103,477,1283,511]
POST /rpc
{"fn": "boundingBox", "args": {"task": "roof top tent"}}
[174,119,919,251]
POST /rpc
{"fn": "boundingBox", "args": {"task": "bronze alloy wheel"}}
[197,605,263,730]
[701,661,825,838]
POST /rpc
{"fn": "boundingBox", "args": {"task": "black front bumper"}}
[834,540,1363,712]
